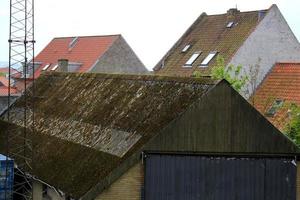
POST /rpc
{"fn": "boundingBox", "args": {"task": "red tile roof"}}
[34,35,120,78]
[253,62,300,130]
[0,86,18,96]
[0,77,9,87]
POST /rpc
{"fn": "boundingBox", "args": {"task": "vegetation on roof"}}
[1,72,216,198]
[155,9,265,76]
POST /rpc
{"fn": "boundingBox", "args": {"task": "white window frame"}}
[226,21,234,28]
[182,44,191,53]
[199,51,218,67]
[42,64,51,71]
[51,64,58,71]
[183,52,201,67]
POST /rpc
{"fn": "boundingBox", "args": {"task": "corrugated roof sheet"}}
[154,8,268,76]
[0,72,216,198]
[253,62,300,130]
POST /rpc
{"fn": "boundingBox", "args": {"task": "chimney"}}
[227,8,240,16]
[57,59,69,72]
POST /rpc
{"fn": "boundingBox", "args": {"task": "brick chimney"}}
[227,8,240,16]
[57,59,69,72]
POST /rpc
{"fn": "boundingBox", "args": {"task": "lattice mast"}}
[6,0,35,199]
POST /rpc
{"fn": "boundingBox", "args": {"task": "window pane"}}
[200,52,217,66]
[184,52,201,67]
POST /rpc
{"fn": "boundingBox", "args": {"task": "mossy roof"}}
[154,7,269,76]
[0,72,217,198]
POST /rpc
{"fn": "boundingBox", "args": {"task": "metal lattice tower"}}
[5,0,35,199]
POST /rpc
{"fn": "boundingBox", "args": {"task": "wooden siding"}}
[298,162,300,200]
[95,162,143,200]
[145,81,297,153]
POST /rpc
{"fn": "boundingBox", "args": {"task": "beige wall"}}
[96,162,143,200]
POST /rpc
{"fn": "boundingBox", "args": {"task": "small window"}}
[182,45,191,53]
[69,37,78,49]
[42,64,51,71]
[265,99,284,117]
[51,64,58,71]
[200,51,218,67]
[226,21,234,28]
[184,52,201,67]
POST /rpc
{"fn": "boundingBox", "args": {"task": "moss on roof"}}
[154,9,268,76]
[1,72,217,198]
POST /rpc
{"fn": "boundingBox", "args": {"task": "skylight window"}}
[183,52,201,67]
[69,37,79,49]
[42,64,51,71]
[51,64,58,71]
[182,45,191,53]
[200,51,218,67]
[226,21,234,28]
[265,99,284,117]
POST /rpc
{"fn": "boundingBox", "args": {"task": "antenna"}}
[5,0,35,199]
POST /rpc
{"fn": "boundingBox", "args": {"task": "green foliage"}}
[0,72,5,77]
[284,103,300,147]
[211,56,248,92]
[192,71,202,78]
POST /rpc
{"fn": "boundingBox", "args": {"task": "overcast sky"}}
[0,0,300,70]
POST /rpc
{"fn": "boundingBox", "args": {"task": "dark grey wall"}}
[145,154,296,200]
[0,96,18,115]
[90,36,148,74]
[145,81,298,154]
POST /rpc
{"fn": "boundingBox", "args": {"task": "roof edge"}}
[42,71,219,85]
[153,12,207,71]
[53,34,121,39]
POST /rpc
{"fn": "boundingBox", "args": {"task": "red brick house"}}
[253,62,300,131]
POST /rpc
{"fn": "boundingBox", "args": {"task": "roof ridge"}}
[42,71,218,85]
[206,9,268,17]
[53,34,121,39]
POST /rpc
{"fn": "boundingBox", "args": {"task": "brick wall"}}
[96,162,143,200]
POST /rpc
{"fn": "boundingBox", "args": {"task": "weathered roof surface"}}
[253,62,300,130]
[154,7,269,76]
[34,35,120,77]
[1,72,216,198]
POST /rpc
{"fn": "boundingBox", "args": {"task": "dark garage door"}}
[144,154,296,200]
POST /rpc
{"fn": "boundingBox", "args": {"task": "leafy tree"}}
[284,103,300,147]
[210,56,248,92]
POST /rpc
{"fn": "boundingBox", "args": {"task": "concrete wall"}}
[229,5,300,97]
[95,162,143,200]
[90,36,148,74]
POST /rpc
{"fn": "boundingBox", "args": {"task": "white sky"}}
[0,0,300,70]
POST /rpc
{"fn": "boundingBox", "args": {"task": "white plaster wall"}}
[229,5,300,96]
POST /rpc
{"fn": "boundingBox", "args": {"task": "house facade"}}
[0,72,299,200]
[154,5,300,97]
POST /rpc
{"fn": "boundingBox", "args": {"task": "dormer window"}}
[199,51,218,67]
[182,45,191,53]
[265,99,284,117]
[183,52,201,67]
[226,21,234,28]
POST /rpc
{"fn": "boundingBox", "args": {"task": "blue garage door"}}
[144,154,296,200]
